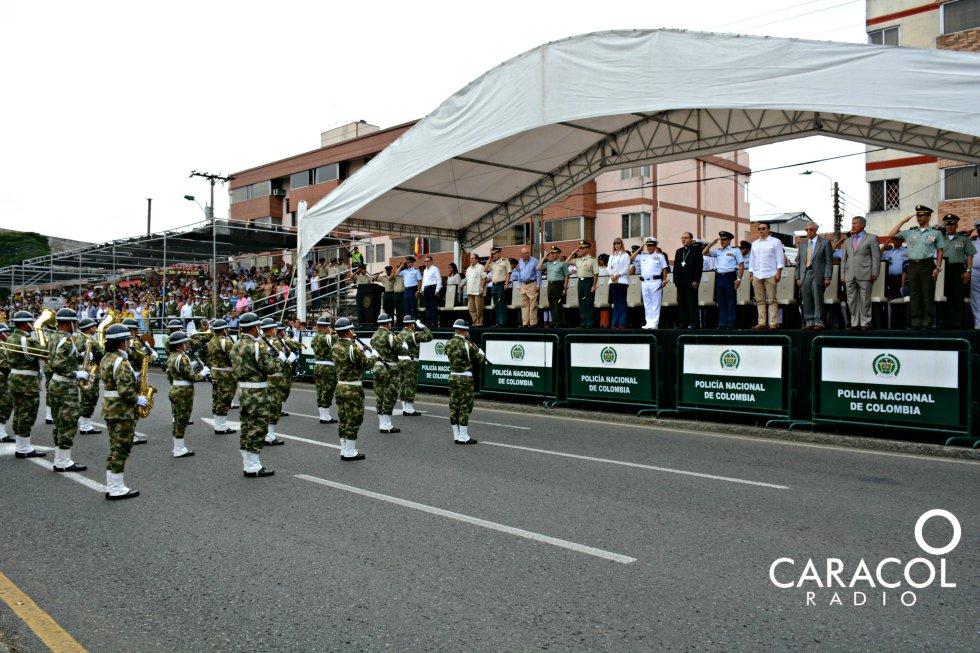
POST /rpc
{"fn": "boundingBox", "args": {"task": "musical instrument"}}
[355,336,389,369]
[80,314,115,390]
[136,350,156,419]
[0,338,49,359]
[96,314,118,348]
[33,308,57,348]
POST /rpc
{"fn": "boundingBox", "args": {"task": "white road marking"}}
[201,418,340,450]
[287,409,530,431]
[0,444,107,493]
[296,474,636,565]
[483,441,789,489]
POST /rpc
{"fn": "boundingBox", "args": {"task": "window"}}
[391,239,413,258]
[621,165,651,180]
[943,165,980,200]
[544,216,593,243]
[290,170,311,190]
[314,163,339,184]
[493,223,529,247]
[868,26,899,46]
[364,243,386,264]
[229,181,273,204]
[869,179,900,211]
[944,0,980,34]
[230,187,249,204]
[621,212,651,239]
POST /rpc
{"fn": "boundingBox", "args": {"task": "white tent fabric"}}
[299,29,980,258]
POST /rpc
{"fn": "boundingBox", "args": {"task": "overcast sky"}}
[0,0,872,244]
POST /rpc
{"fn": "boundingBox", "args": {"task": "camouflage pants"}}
[372,363,401,415]
[8,373,40,437]
[49,379,80,449]
[79,378,99,418]
[398,360,419,402]
[282,368,293,404]
[169,387,194,438]
[211,371,235,416]
[268,374,287,425]
[0,380,11,423]
[315,366,338,408]
[239,387,270,454]
[336,383,365,440]
[44,370,52,407]
[448,376,474,426]
[106,418,136,473]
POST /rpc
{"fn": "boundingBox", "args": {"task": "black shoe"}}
[105,489,140,500]
[187,420,195,425]
[454,438,478,445]
[403,411,422,417]
[79,428,102,435]
[340,453,366,461]
[320,419,339,424]
[230,404,240,410]
[0,435,14,443]
[132,437,147,445]
[379,427,401,434]
[214,428,238,435]
[173,450,195,458]
[15,450,47,458]
[54,462,87,472]
[45,418,54,425]
[280,411,290,417]
[264,438,285,446]
[244,468,275,478]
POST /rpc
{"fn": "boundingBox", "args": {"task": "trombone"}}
[0,307,56,359]
[0,338,49,359]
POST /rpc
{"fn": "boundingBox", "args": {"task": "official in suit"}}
[796,223,833,330]
[673,232,704,329]
[841,216,881,330]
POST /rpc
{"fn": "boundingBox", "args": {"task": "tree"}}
[0,231,50,268]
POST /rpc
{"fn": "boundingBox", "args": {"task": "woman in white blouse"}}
[607,238,631,329]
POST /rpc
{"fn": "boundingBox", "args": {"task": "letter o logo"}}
[914,509,961,556]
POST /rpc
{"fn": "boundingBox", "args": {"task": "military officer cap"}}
[211,319,228,330]
[549,245,561,254]
[0,323,9,333]
[490,247,502,254]
[942,214,960,225]
[377,313,392,324]
[315,316,331,327]
[644,236,658,245]
[104,324,132,341]
[915,204,933,215]
[169,331,189,347]
[12,311,34,323]
[238,312,261,328]
[122,318,139,330]
[577,240,591,249]
[334,317,353,332]
[739,240,751,249]
[405,256,416,263]
[452,318,470,331]
[55,308,78,322]
[260,317,276,329]
[719,231,735,240]
[78,318,96,330]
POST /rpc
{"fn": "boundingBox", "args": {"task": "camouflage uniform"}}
[311,331,338,409]
[6,329,41,437]
[369,327,403,416]
[230,334,279,453]
[445,334,485,427]
[0,343,12,435]
[46,331,82,450]
[265,338,289,426]
[397,324,432,403]
[75,331,103,422]
[206,332,235,417]
[277,335,301,404]
[100,350,139,473]
[332,338,373,441]
[167,350,206,439]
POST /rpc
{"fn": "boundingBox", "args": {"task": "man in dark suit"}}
[796,223,833,330]
[841,216,882,330]
[673,232,704,329]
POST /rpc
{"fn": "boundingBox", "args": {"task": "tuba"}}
[136,351,156,419]
[33,308,57,348]
[79,314,115,391]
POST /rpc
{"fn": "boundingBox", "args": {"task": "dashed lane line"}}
[0,444,107,493]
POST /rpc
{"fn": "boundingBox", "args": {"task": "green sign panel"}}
[818,348,960,426]
[568,342,654,401]
[680,344,784,411]
[419,339,451,387]
[482,340,554,395]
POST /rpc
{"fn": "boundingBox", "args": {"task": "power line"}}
[737,0,861,32]
[710,0,831,30]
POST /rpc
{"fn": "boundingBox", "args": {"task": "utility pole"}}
[190,170,234,318]
[146,198,152,235]
[832,182,842,241]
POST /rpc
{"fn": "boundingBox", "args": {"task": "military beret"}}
[915,205,933,215]
[719,231,735,240]
[942,214,960,225]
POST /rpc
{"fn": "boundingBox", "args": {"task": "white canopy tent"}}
[295,29,980,317]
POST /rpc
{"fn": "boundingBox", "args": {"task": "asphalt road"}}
[1,371,978,652]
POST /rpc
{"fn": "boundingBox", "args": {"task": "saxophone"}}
[78,336,96,391]
[136,352,156,418]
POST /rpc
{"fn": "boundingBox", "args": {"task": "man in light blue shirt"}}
[702,231,745,329]
[516,248,541,327]
[396,256,423,319]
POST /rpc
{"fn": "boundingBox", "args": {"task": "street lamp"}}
[183,195,213,221]
[799,170,842,240]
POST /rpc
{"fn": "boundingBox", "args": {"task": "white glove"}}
[148,349,159,361]
[201,366,211,378]
[287,352,298,364]
[278,351,287,363]
[364,349,378,359]
[74,370,89,381]
[136,395,149,407]
[477,348,486,358]
[402,341,410,350]
[133,372,141,383]
[415,320,425,329]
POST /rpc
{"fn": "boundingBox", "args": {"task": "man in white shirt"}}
[630,237,669,329]
[420,255,442,326]
[748,223,785,329]
[310,270,321,312]
[465,253,487,326]
[180,299,194,328]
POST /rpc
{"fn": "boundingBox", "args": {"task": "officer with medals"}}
[310,316,339,424]
[331,318,376,460]
[397,316,432,416]
[444,319,485,444]
[230,312,280,477]
[630,237,669,329]
[702,231,745,329]
[46,308,89,472]
[572,241,599,328]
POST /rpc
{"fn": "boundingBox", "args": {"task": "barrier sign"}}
[680,343,784,412]
[419,339,451,387]
[481,338,555,396]
[568,342,654,402]
[818,347,960,427]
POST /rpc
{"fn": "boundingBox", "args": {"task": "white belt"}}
[239,381,268,389]
[315,360,335,366]
[269,373,284,378]
[52,374,77,384]
[9,369,38,376]
[104,390,120,398]
[374,362,395,369]
[172,380,192,387]
[210,367,232,372]
[338,380,362,386]
[398,355,413,361]
[449,371,473,377]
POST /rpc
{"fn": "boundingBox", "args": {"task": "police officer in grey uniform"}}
[887,205,944,329]
[939,213,976,329]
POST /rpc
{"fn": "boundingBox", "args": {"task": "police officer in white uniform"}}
[630,236,669,329]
